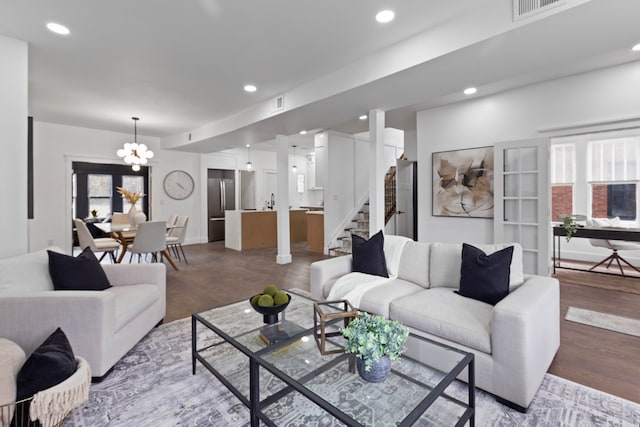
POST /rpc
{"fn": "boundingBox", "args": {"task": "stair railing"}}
[384,166,397,225]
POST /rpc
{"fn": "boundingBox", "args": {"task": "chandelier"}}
[117,117,154,171]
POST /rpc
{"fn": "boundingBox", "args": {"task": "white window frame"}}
[550,143,576,222]
[553,128,640,227]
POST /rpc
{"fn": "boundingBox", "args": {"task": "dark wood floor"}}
[164,242,640,404]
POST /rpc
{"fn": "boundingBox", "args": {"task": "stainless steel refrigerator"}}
[208,169,235,241]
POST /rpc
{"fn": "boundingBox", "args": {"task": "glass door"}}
[494,138,550,275]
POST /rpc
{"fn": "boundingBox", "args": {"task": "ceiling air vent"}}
[273,95,284,112]
[513,0,565,21]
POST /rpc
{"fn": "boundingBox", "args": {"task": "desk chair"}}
[74,219,121,263]
[589,239,640,275]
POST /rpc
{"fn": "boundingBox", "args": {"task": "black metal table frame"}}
[552,225,640,274]
[192,306,475,427]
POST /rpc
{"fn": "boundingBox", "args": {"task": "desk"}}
[94,223,179,271]
[552,225,640,273]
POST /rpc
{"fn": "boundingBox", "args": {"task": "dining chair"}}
[165,214,179,239]
[128,221,167,264]
[74,219,121,263]
[111,213,130,226]
[166,216,189,263]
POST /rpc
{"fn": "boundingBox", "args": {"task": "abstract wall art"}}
[432,146,494,218]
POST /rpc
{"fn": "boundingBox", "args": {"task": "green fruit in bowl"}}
[263,285,279,296]
[250,294,261,305]
[257,294,274,307]
[273,290,288,306]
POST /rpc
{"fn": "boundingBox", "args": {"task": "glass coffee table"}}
[192,293,475,426]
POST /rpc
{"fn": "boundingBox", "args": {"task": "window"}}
[550,144,575,222]
[121,175,144,213]
[72,162,149,220]
[588,137,640,221]
[88,174,112,217]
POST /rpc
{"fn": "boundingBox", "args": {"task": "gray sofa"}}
[310,235,560,410]
[0,248,166,379]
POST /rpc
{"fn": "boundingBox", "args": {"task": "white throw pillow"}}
[592,218,610,227]
[0,338,26,425]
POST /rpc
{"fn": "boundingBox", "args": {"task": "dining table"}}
[94,222,179,271]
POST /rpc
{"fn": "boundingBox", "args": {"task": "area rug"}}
[565,306,640,338]
[62,317,640,427]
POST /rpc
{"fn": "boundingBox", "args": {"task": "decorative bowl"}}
[249,293,291,324]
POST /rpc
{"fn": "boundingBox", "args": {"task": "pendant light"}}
[291,145,297,173]
[116,117,154,171]
[246,144,253,170]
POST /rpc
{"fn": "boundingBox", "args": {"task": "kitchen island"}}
[225,209,307,251]
[306,211,324,254]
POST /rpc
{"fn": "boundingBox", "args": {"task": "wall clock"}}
[163,170,195,200]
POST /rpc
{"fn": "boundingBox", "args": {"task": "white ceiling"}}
[1,0,640,152]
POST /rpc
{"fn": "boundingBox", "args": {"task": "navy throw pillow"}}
[16,328,77,400]
[456,243,513,305]
[48,247,112,291]
[352,230,388,278]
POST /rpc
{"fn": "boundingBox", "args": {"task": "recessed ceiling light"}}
[299,130,307,135]
[376,10,395,23]
[359,115,368,120]
[463,87,477,95]
[46,22,70,35]
[632,43,640,52]
[246,144,250,147]
[244,84,257,93]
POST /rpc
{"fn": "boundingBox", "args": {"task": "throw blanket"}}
[327,272,392,308]
[30,357,91,427]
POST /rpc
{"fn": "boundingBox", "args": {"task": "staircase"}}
[328,165,397,256]
[328,202,370,256]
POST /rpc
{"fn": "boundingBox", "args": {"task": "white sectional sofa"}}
[310,236,560,410]
[0,248,166,379]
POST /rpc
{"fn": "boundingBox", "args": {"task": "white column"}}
[369,109,385,235]
[0,36,28,257]
[276,135,292,264]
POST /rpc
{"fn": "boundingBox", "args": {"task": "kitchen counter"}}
[225,209,308,251]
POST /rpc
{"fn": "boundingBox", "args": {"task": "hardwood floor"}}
[548,267,640,403]
[164,241,327,322]
[164,243,640,404]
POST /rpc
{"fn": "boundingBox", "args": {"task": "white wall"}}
[0,36,28,257]
[219,147,316,210]
[417,61,640,245]
[31,121,203,252]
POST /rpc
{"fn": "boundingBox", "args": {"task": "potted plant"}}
[91,209,98,218]
[559,214,587,242]
[340,312,409,382]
